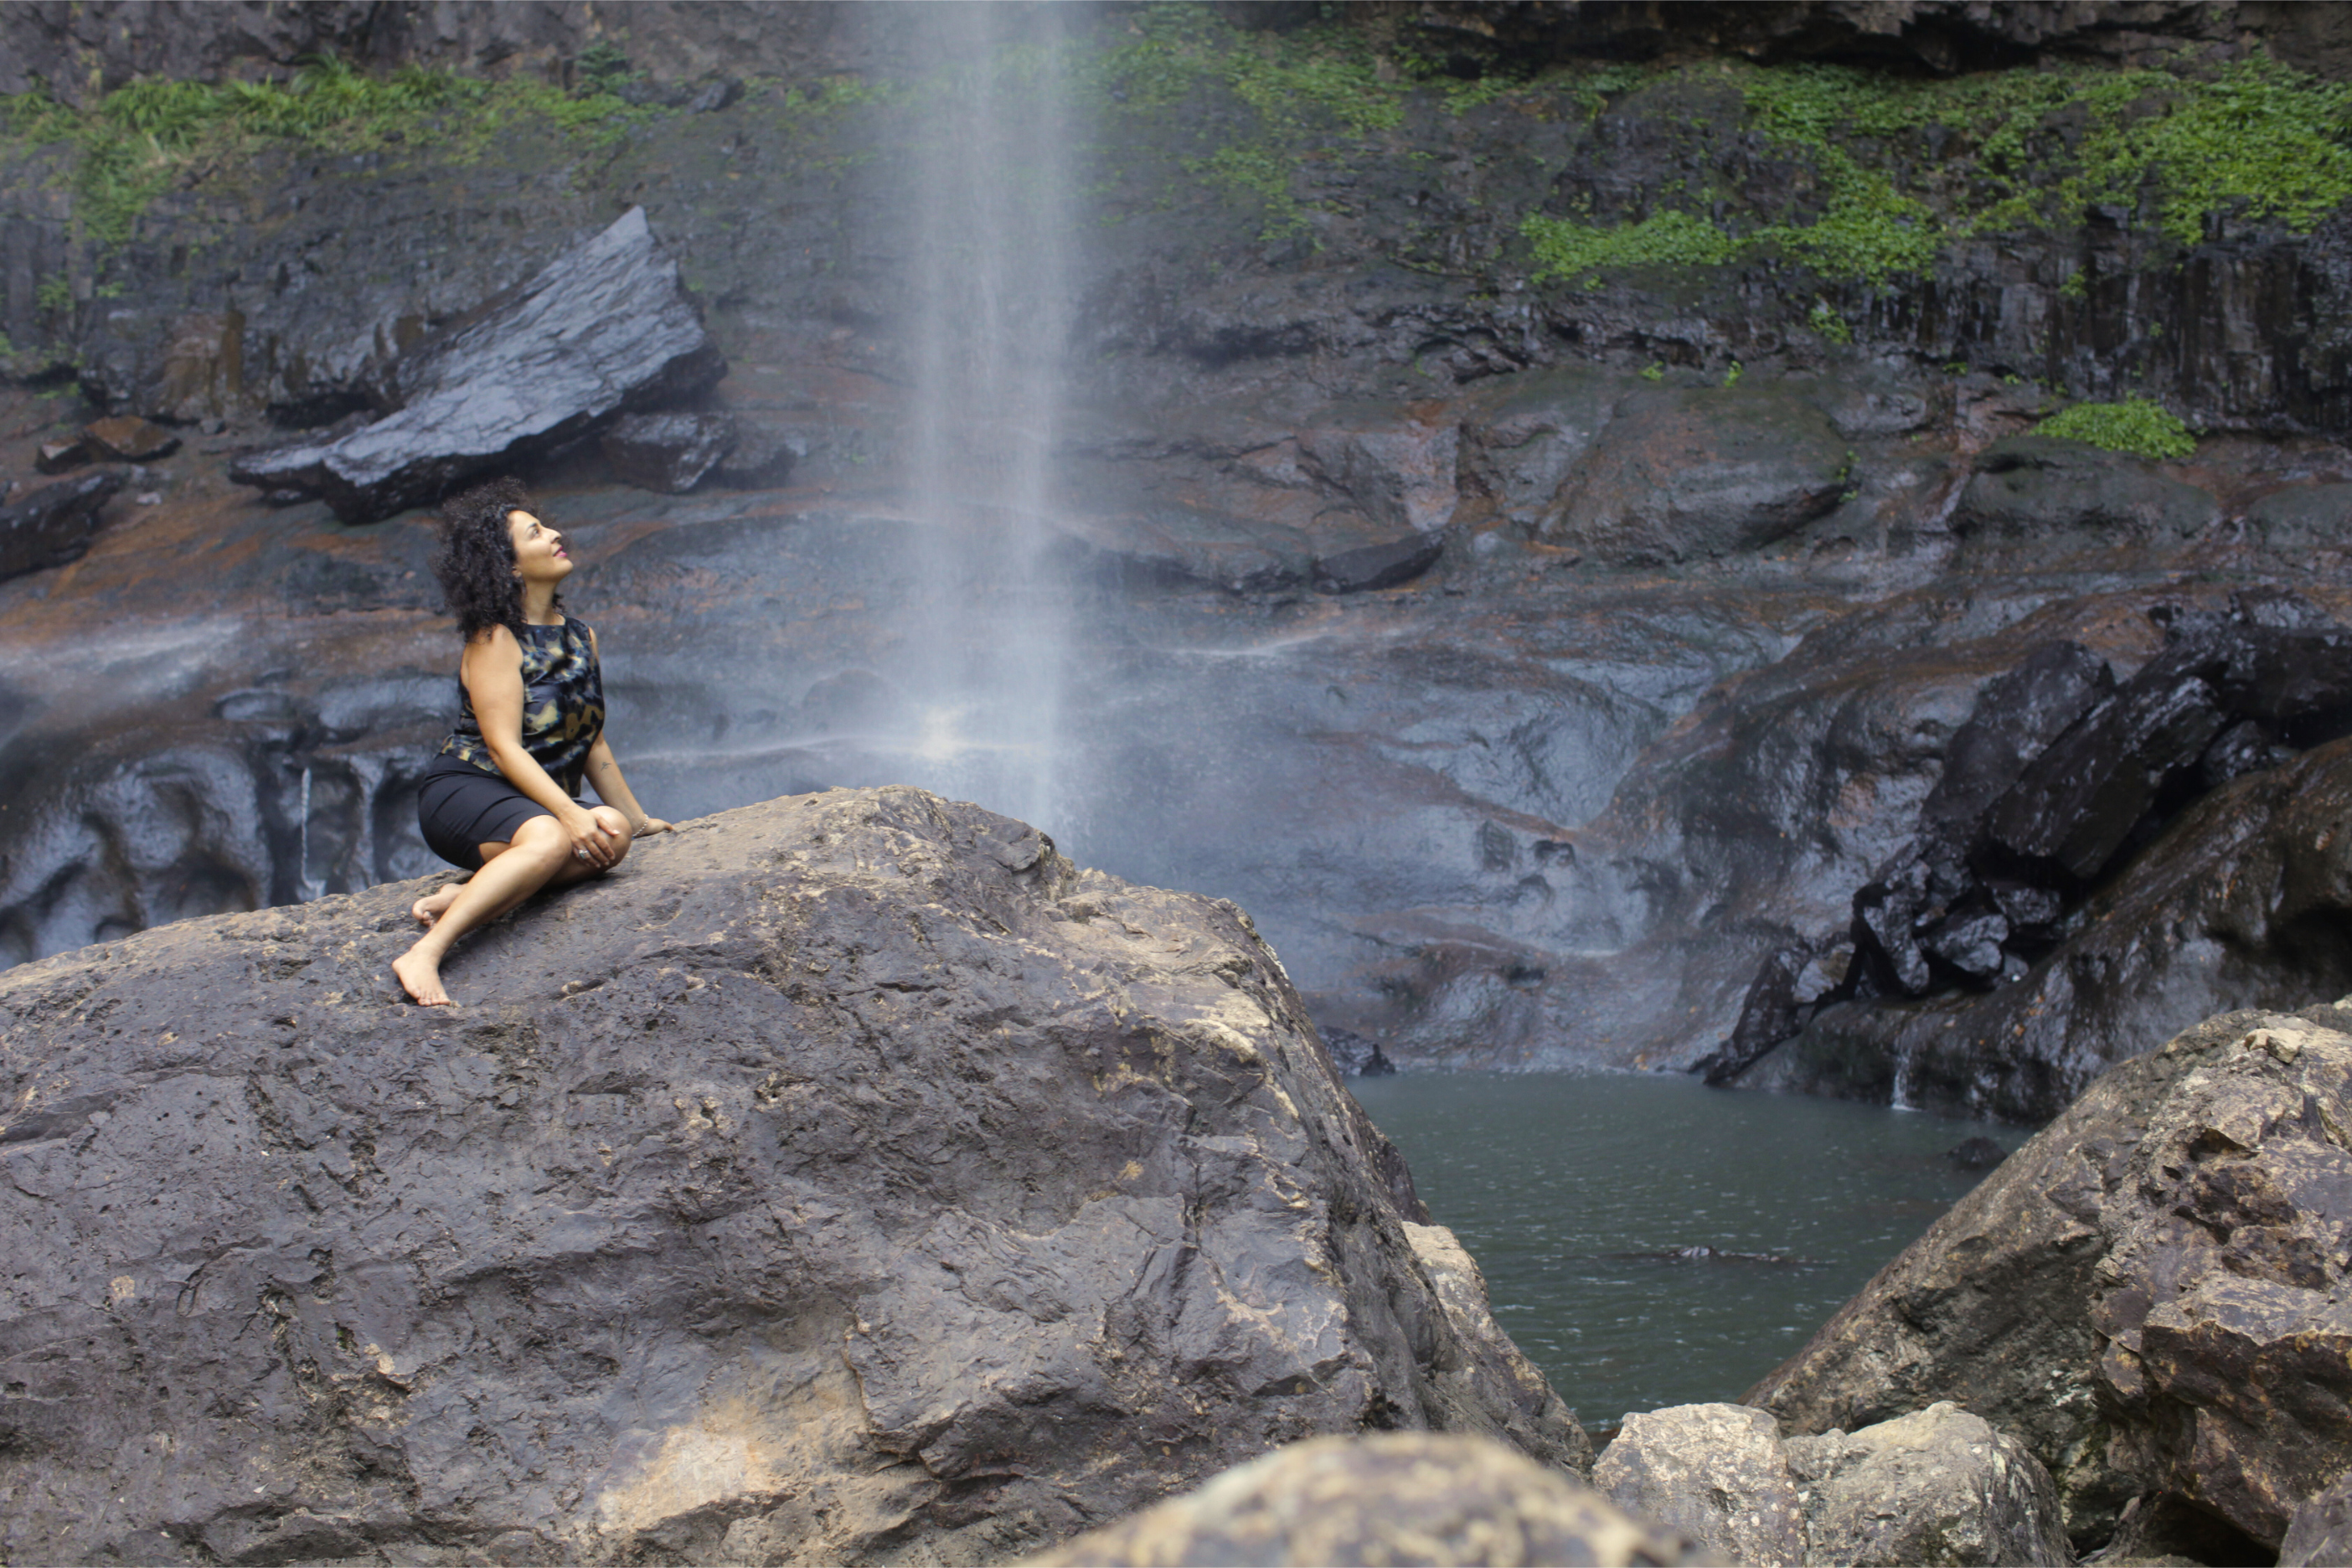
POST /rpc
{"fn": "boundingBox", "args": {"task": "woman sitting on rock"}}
[394,476,669,1006]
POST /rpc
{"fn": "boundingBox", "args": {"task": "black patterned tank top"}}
[438,617,606,796]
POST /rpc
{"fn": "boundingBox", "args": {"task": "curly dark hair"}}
[432,476,557,641]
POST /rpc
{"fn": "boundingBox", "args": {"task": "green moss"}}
[1511,53,2352,300]
[2033,396,2197,458]
[1524,209,1738,279]
[0,56,663,250]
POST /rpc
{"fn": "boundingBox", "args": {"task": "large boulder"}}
[230,208,724,524]
[1748,1008,2352,1555]
[0,787,1584,1565]
[1022,1432,1684,1567]
[0,467,126,582]
[1593,1401,2068,1566]
[1541,384,1852,565]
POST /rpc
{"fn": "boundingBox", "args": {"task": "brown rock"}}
[1021,1432,1685,1567]
[80,415,181,463]
[1593,1404,1804,1565]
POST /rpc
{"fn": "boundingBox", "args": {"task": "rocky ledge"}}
[0,787,1581,1565]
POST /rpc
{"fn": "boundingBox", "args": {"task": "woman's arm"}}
[463,628,626,865]
[580,628,668,835]
[584,735,669,835]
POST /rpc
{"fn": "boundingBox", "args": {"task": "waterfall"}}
[891,3,1077,843]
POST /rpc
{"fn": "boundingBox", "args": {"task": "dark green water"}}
[1350,1071,2018,1431]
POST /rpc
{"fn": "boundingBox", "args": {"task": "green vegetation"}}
[1096,6,1404,239]
[1519,55,2352,290]
[0,54,663,251]
[1808,300,1854,346]
[2034,397,2198,459]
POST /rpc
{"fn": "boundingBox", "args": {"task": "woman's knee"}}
[591,807,634,864]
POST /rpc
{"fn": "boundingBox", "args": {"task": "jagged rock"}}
[1312,531,1447,595]
[0,787,1584,1565]
[1594,1404,1805,1565]
[0,467,125,582]
[229,208,724,524]
[599,410,736,493]
[1747,736,2352,1119]
[1022,1433,1684,1567]
[1783,1404,2071,1567]
[1542,384,1851,565]
[80,414,180,463]
[1952,436,2220,553]
[1748,1008,2352,1553]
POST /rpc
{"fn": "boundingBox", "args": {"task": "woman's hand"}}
[561,806,625,869]
[632,817,672,836]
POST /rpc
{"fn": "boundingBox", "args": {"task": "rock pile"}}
[0,787,1581,1565]
[1748,1005,2352,1557]
[0,467,125,582]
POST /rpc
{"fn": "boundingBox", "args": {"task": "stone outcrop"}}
[0,787,1584,1565]
[1747,1007,2352,1555]
[1594,1401,2070,1566]
[1022,1432,1684,1568]
[229,208,723,523]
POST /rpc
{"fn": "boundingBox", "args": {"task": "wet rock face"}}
[229,209,724,523]
[1594,1400,2070,1567]
[1023,1432,1684,1568]
[1748,1008,2352,1553]
[0,787,1582,1565]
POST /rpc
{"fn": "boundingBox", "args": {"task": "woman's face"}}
[508,509,572,585]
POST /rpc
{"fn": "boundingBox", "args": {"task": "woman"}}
[394,477,669,1007]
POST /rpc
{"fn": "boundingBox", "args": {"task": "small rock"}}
[710,419,799,487]
[82,415,182,463]
[35,437,90,473]
[1021,1433,1683,1567]
[1321,1026,1396,1075]
[133,492,162,507]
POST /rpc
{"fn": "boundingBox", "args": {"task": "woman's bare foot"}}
[412,882,464,928]
[392,948,452,1007]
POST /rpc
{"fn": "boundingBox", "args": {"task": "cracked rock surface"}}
[0,786,1581,1565]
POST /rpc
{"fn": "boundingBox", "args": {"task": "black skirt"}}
[415,753,585,871]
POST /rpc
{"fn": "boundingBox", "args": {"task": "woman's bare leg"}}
[393,811,634,1005]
